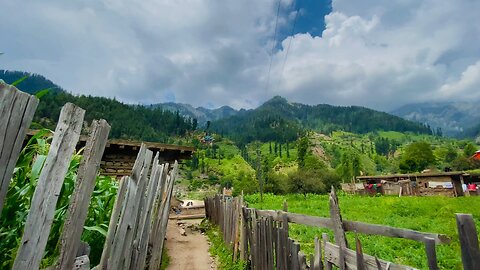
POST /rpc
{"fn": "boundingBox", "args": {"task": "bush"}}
[287,168,340,196]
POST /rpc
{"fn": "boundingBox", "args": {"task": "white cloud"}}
[272,0,480,110]
[0,0,479,110]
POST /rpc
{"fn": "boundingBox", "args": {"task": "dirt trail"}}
[165,218,216,270]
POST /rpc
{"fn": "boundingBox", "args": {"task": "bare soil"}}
[165,218,216,270]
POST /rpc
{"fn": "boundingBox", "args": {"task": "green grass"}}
[245,193,480,270]
[160,248,170,270]
[201,220,246,270]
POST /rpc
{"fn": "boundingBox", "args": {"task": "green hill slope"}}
[212,96,432,145]
[0,70,195,142]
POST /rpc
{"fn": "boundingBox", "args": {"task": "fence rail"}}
[205,188,480,270]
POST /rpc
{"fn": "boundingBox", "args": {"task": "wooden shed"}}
[26,130,194,177]
[352,171,480,197]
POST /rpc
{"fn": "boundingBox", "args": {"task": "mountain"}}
[151,102,238,125]
[0,70,64,94]
[212,96,432,145]
[0,70,195,142]
[391,102,480,137]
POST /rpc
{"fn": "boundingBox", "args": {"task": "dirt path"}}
[165,218,216,270]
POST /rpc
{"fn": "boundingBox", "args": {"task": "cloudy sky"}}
[1,0,479,111]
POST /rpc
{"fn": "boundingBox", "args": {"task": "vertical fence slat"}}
[13,103,85,270]
[424,237,439,270]
[0,82,39,214]
[329,187,347,270]
[55,119,110,270]
[456,214,480,270]
[99,176,128,270]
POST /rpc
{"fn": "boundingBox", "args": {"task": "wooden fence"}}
[205,188,480,270]
[1,82,179,270]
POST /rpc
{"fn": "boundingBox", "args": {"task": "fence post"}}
[424,237,439,270]
[329,187,347,270]
[0,82,39,214]
[456,214,480,270]
[13,103,85,270]
[55,119,111,270]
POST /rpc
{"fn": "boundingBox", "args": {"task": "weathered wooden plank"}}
[322,234,333,270]
[355,235,366,270]
[0,82,39,214]
[424,237,438,270]
[343,221,449,245]
[55,119,110,270]
[108,144,147,270]
[456,214,480,270]
[99,176,128,270]
[13,103,85,270]
[298,251,307,270]
[128,149,154,270]
[313,236,323,270]
[136,154,163,270]
[252,209,449,244]
[324,241,418,270]
[148,163,169,250]
[149,161,178,270]
[73,255,90,270]
[329,187,347,270]
[108,177,138,270]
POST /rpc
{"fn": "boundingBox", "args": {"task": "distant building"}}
[472,150,480,161]
[342,171,480,197]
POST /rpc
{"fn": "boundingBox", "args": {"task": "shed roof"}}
[356,171,466,181]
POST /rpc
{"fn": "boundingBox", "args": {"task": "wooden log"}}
[323,241,418,270]
[56,119,110,270]
[424,237,438,270]
[99,176,128,270]
[13,103,85,270]
[0,82,39,214]
[456,214,480,270]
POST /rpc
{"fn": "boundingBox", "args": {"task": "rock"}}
[179,228,187,236]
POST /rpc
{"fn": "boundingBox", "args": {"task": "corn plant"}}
[0,129,118,269]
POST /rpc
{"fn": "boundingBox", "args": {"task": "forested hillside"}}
[212,96,432,145]
[1,70,195,142]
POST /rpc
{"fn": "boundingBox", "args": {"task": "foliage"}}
[211,96,431,145]
[245,193,480,270]
[0,129,118,268]
[1,70,196,143]
[201,220,246,270]
[463,142,477,157]
[399,141,436,173]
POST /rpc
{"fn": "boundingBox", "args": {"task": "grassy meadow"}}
[245,193,480,270]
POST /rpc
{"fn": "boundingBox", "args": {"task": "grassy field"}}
[244,193,480,270]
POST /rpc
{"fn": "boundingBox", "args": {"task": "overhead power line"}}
[264,0,282,95]
[280,0,301,79]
